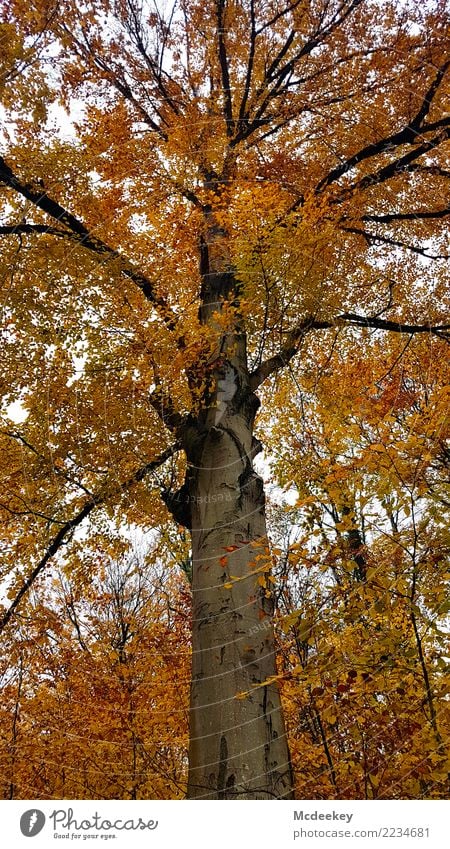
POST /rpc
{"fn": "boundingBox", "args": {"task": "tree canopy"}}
[0,0,448,799]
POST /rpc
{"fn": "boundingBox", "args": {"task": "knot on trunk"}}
[161,481,192,529]
[238,466,265,510]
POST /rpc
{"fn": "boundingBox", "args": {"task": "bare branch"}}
[0,442,181,633]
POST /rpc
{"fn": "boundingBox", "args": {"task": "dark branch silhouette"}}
[0,442,181,633]
[0,156,182,337]
[250,314,450,389]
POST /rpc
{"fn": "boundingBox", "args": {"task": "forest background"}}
[0,0,448,800]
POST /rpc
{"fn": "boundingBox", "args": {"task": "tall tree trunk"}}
[166,203,294,798]
[186,394,293,798]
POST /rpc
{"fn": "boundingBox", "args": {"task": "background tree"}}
[0,0,448,798]
[0,542,191,799]
[268,332,449,798]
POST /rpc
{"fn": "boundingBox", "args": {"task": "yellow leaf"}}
[257,574,266,588]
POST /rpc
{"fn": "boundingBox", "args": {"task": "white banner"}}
[1,800,448,848]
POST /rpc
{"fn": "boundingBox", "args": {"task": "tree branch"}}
[345,128,450,196]
[361,207,450,223]
[0,442,181,633]
[412,58,450,129]
[400,164,450,180]
[315,59,450,194]
[237,0,256,128]
[231,1,365,148]
[249,318,332,389]
[250,314,450,389]
[2,429,95,500]
[216,0,235,136]
[0,223,68,237]
[339,312,450,336]
[0,157,182,337]
[343,225,449,260]
[60,20,169,138]
[265,0,365,90]
[122,0,182,120]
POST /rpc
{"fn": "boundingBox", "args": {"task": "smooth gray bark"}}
[166,207,294,799]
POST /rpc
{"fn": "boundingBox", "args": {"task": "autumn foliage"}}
[0,0,449,799]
